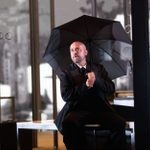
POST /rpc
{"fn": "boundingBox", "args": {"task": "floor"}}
[31,100,135,150]
[33,131,66,150]
[33,126,135,150]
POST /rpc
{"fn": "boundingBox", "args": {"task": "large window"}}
[38,0,133,119]
[0,0,133,122]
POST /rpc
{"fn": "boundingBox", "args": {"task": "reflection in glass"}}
[0,0,31,121]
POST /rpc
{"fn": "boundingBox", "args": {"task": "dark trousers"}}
[62,111,127,150]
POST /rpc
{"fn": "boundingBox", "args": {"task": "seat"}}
[84,124,110,150]
[84,123,134,150]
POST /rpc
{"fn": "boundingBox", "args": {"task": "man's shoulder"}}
[88,62,104,70]
[66,63,79,71]
[60,63,79,77]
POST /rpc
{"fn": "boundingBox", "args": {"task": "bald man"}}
[55,41,127,150]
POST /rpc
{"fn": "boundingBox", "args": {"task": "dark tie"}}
[80,67,86,76]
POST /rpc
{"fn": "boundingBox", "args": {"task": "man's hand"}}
[86,72,96,88]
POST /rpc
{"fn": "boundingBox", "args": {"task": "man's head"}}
[70,41,88,66]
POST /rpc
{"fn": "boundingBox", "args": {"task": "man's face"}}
[70,42,88,65]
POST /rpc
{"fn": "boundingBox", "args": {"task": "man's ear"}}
[85,49,88,56]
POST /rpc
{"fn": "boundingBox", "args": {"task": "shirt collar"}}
[77,64,86,69]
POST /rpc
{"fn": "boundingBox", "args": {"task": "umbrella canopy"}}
[43,15,132,79]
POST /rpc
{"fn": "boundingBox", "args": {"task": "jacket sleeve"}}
[60,70,90,102]
[93,64,115,99]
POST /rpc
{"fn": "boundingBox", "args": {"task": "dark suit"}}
[55,62,127,150]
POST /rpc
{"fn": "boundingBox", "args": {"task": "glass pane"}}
[55,0,90,26]
[39,0,53,120]
[0,0,32,121]
[96,0,133,96]
[0,97,14,121]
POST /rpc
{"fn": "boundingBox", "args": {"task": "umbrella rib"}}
[97,46,127,73]
[58,28,88,40]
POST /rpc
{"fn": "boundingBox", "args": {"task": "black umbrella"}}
[43,15,132,79]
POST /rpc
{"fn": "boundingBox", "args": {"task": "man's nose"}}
[74,50,78,54]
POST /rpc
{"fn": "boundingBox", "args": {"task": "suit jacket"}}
[55,62,115,133]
